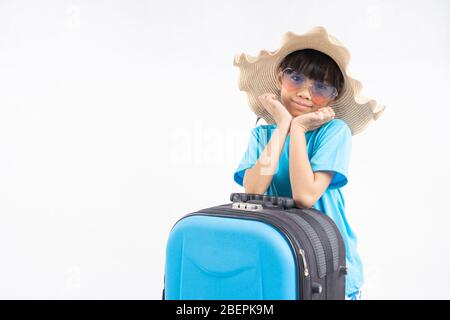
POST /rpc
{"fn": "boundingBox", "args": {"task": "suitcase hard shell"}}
[163,193,347,300]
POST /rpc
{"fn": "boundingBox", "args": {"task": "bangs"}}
[278,49,344,94]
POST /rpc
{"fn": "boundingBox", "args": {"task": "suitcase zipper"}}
[180,207,311,300]
[298,248,309,277]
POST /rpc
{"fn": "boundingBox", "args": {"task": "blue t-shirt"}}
[233,119,364,297]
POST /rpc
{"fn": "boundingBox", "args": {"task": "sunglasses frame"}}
[281,68,338,103]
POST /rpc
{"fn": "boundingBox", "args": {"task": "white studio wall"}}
[0,0,449,299]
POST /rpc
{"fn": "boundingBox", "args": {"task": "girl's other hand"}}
[291,106,335,132]
[258,93,293,129]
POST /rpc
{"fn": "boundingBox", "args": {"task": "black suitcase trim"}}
[288,213,327,278]
[303,209,340,271]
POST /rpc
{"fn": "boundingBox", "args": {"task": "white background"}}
[0,0,449,299]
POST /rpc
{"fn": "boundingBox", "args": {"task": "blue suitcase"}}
[163,193,347,300]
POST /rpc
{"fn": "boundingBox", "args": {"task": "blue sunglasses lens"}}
[312,82,336,99]
[283,68,337,101]
[285,69,307,86]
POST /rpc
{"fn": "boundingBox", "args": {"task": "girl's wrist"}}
[278,122,291,134]
[278,119,292,131]
[290,121,308,133]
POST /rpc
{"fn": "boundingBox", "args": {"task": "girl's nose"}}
[296,85,312,101]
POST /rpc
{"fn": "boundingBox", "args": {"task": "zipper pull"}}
[299,248,309,277]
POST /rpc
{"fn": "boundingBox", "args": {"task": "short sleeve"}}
[310,119,352,189]
[233,125,271,187]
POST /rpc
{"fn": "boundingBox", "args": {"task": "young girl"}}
[233,27,385,300]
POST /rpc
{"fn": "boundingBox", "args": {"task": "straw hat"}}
[233,26,385,135]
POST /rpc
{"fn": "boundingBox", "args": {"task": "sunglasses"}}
[282,68,338,106]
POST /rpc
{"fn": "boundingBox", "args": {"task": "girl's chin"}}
[290,109,310,117]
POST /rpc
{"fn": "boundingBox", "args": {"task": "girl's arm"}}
[243,123,290,195]
[289,125,334,208]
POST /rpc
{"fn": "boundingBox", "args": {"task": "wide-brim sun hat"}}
[233,26,385,135]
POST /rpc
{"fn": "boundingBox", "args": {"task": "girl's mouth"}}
[292,100,311,110]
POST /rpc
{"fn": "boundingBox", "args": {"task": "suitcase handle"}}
[230,192,295,210]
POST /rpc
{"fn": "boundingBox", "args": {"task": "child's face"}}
[276,70,336,118]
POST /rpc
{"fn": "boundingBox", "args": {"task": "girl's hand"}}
[258,93,293,129]
[291,107,335,132]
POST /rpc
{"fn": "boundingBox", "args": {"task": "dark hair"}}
[277,49,344,97]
